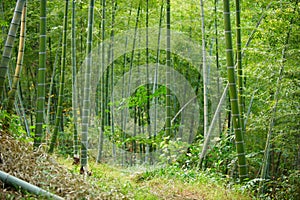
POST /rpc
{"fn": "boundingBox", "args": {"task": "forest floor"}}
[0,131,252,199]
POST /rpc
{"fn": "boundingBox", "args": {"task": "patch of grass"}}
[58,157,159,199]
[129,165,252,200]
[58,157,252,199]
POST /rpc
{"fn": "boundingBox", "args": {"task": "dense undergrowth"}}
[1,111,299,199]
[0,132,252,199]
[0,113,252,199]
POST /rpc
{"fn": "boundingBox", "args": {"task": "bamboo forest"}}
[0,0,299,199]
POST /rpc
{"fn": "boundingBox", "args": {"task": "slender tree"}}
[214,0,222,134]
[34,0,47,148]
[81,0,95,173]
[96,0,106,163]
[45,36,62,142]
[71,0,79,162]
[200,0,209,138]
[166,0,171,140]
[235,0,244,130]
[153,1,164,150]
[4,3,30,134]
[0,0,5,46]
[49,0,69,153]
[120,1,133,166]
[0,0,26,101]
[110,0,117,158]
[223,0,248,180]
[7,2,27,113]
[199,83,229,166]
[145,0,152,164]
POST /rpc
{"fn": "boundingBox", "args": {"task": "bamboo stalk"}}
[200,0,209,138]
[97,0,106,163]
[81,0,95,172]
[34,0,47,148]
[71,0,79,160]
[145,0,152,164]
[165,0,171,139]
[45,36,61,141]
[120,1,133,166]
[0,0,26,98]
[0,170,64,200]
[214,0,222,135]
[235,0,244,130]
[7,2,27,112]
[111,0,117,159]
[49,0,69,153]
[198,83,229,166]
[223,0,248,181]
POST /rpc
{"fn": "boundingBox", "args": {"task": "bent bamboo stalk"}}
[0,170,64,200]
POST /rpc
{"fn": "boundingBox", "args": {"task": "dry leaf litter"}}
[0,131,132,199]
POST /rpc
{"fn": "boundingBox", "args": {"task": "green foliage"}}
[131,165,251,199]
[0,110,31,143]
[176,132,238,175]
[159,136,189,164]
[57,128,74,157]
[242,170,300,200]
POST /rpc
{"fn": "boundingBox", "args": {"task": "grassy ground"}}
[58,156,252,200]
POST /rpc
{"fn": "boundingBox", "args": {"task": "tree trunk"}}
[165,0,171,140]
[7,3,26,113]
[0,0,25,98]
[200,0,209,138]
[34,0,46,148]
[97,0,106,163]
[49,0,69,153]
[223,0,248,181]
[71,0,79,162]
[81,0,95,173]
[235,0,244,130]
[110,0,117,160]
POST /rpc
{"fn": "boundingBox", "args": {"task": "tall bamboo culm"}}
[235,0,244,130]
[120,1,133,166]
[145,0,152,164]
[152,2,164,160]
[81,0,95,173]
[166,0,171,141]
[96,0,106,163]
[110,0,117,158]
[45,35,62,142]
[200,0,209,138]
[214,0,222,134]
[71,0,79,161]
[48,0,69,153]
[0,0,25,99]
[7,2,27,113]
[34,0,47,148]
[223,0,248,181]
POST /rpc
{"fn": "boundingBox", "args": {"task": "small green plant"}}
[0,110,32,143]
